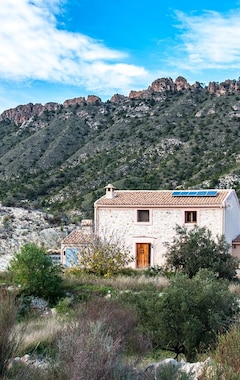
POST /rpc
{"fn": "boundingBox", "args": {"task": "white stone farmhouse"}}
[94,184,240,268]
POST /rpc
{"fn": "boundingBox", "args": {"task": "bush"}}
[8,243,63,304]
[118,270,239,362]
[165,225,239,280]
[157,270,238,362]
[77,235,133,277]
[54,298,145,379]
[208,325,240,379]
[144,265,163,277]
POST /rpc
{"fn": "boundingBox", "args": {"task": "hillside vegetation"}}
[1,76,240,220]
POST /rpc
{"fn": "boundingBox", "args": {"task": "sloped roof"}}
[61,229,93,245]
[95,189,233,207]
[232,234,240,243]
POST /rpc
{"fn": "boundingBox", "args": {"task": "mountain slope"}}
[1,76,240,221]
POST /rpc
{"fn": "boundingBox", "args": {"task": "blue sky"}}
[1,0,240,113]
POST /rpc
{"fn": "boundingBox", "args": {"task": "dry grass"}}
[64,271,169,292]
[0,288,20,377]
[229,282,240,296]
[14,272,169,358]
[54,297,147,380]
[102,274,169,291]
[15,316,62,355]
[201,324,240,380]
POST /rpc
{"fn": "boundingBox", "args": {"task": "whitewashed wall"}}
[224,191,240,247]
[95,206,225,267]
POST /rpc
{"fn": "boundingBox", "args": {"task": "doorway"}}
[136,243,151,268]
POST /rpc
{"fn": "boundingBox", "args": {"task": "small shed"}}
[61,220,93,267]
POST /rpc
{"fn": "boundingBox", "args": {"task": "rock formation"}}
[63,97,86,107]
[1,76,240,126]
[0,102,60,125]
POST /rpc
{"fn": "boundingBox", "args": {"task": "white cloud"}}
[0,0,148,94]
[172,9,240,72]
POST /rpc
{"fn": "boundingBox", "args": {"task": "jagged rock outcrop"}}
[2,76,240,125]
[110,93,128,103]
[208,79,240,95]
[63,97,86,107]
[175,76,191,91]
[0,95,101,126]
[192,81,203,89]
[129,76,192,99]
[86,95,102,104]
[0,102,59,125]
[150,77,176,92]
[129,88,152,99]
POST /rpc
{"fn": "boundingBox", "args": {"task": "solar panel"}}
[172,190,218,197]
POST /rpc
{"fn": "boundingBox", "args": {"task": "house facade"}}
[94,184,240,268]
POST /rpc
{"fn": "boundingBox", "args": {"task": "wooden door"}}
[136,243,150,268]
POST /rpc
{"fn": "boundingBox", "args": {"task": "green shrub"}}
[55,297,75,318]
[144,265,163,277]
[8,243,63,304]
[165,225,239,280]
[118,270,238,362]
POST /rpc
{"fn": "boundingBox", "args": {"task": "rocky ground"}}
[0,205,74,271]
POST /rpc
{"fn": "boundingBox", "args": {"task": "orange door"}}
[136,243,150,268]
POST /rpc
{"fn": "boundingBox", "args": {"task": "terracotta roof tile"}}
[95,189,233,207]
[62,230,93,245]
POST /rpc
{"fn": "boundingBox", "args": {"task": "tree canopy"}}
[119,270,239,362]
[164,225,239,280]
[156,270,238,362]
[9,243,63,303]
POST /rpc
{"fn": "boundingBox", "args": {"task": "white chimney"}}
[81,219,93,234]
[105,183,116,199]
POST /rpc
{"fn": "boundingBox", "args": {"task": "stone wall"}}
[96,206,224,267]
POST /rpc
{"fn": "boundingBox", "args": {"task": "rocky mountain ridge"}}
[0,95,102,125]
[1,76,240,126]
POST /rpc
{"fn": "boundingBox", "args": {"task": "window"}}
[185,211,197,223]
[137,210,150,222]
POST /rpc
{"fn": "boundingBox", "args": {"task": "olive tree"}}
[119,270,238,362]
[164,225,239,280]
[155,270,238,362]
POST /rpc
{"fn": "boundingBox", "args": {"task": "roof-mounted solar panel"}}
[172,190,218,197]
[205,190,218,196]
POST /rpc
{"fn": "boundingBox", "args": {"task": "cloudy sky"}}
[1,0,240,112]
